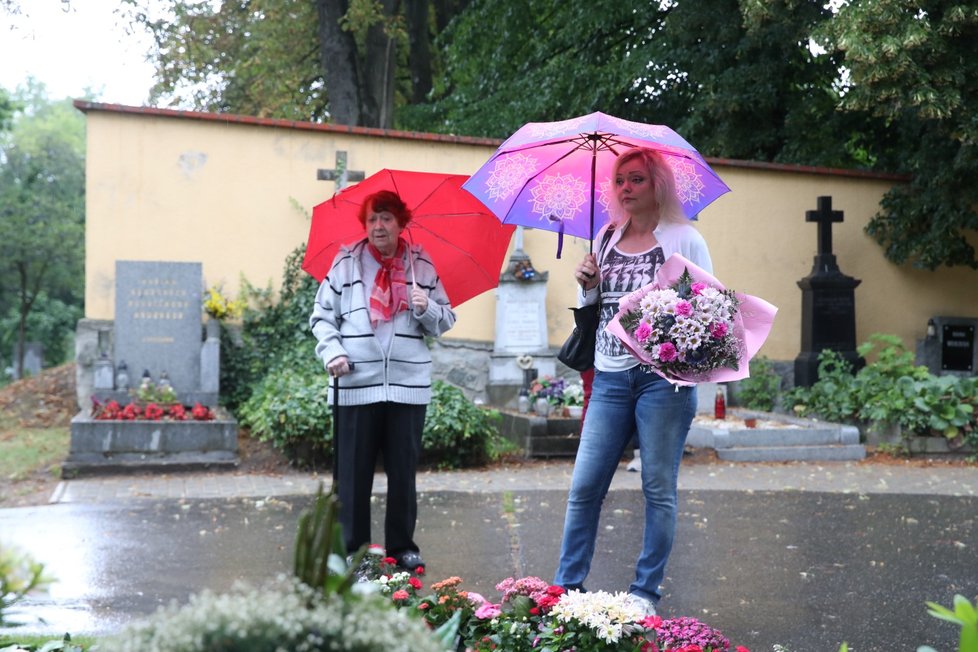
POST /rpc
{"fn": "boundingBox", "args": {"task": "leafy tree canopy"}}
[0,80,85,373]
[819,0,978,269]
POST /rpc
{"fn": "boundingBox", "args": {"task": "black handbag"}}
[556,227,615,372]
[557,303,600,371]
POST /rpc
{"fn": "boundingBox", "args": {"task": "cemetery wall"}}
[76,102,977,365]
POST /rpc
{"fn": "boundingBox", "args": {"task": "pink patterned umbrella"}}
[606,254,778,386]
[462,112,731,257]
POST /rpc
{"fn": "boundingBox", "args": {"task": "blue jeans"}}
[554,368,695,602]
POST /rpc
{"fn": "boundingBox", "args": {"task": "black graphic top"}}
[596,245,666,364]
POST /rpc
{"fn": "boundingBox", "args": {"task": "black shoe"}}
[395,550,425,573]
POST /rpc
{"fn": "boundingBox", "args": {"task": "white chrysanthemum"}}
[551,590,644,644]
[639,288,678,320]
[672,318,708,352]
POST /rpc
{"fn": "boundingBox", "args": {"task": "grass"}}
[0,633,98,651]
[0,417,69,481]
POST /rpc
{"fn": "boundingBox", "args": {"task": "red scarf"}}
[368,240,409,326]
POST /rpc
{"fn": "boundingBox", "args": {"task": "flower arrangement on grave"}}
[202,285,245,321]
[528,375,566,406]
[91,398,215,422]
[607,254,777,386]
[562,379,585,407]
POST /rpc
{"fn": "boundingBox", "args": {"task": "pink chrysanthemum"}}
[657,342,678,362]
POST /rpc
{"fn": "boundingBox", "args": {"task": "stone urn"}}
[566,405,583,419]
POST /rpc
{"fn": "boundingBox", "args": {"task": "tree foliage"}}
[407,0,895,171]
[0,81,85,375]
[121,0,468,128]
[819,0,978,269]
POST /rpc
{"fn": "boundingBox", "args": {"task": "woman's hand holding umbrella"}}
[576,254,600,290]
[410,286,429,313]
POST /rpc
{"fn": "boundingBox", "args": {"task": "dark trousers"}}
[334,402,426,557]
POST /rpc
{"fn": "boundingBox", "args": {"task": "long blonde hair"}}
[607,147,687,227]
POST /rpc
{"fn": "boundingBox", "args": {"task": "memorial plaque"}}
[500,299,545,351]
[942,323,975,372]
[114,261,202,394]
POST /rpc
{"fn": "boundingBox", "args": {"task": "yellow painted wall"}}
[80,104,978,362]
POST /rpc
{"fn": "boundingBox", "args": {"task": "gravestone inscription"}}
[111,260,209,403]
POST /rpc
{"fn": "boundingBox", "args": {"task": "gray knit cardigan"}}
[309,238,456,405]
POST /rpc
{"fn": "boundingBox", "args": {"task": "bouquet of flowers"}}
[528,375,565,406]
[607,254,777,386]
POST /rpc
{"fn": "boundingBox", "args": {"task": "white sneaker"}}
[625,593,657,617]
[626,449,641,472]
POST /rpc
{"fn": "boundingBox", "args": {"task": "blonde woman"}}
[554,147,713,615]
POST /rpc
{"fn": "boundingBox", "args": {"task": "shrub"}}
[242,374,501,470]
[236,351,332,469]
[734,356,781,412]
[786,349,859,423]
[787,334,978,448]
[422,381,500,469]
[220,245,320,411]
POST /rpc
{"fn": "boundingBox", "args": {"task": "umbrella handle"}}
[404,230,419,292]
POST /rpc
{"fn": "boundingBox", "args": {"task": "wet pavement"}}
[1,459,976,651]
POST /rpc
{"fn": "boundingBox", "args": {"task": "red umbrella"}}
[303,169,516,307]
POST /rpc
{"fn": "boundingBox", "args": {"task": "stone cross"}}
[806,195,843,257]
[316,151,365,191]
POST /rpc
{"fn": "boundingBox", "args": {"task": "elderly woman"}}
[554,147,713,615]
[310,189,456,573]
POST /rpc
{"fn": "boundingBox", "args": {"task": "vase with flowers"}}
[528,375,565,417]
[563,380,585,418]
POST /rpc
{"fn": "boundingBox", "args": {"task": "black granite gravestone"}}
[794,196,863,386]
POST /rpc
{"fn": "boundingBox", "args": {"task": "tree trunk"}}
[316,0,362,126]
[360,0,399,128]
[405,0,432,104]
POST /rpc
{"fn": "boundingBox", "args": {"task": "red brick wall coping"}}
[73,101,910,182]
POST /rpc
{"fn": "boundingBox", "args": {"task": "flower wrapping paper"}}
[605,253,778,386]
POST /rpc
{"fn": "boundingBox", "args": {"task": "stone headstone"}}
[12,341,43,379]
[794,196,863,386]
[113,260,206,402]
[488,231,555,407]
